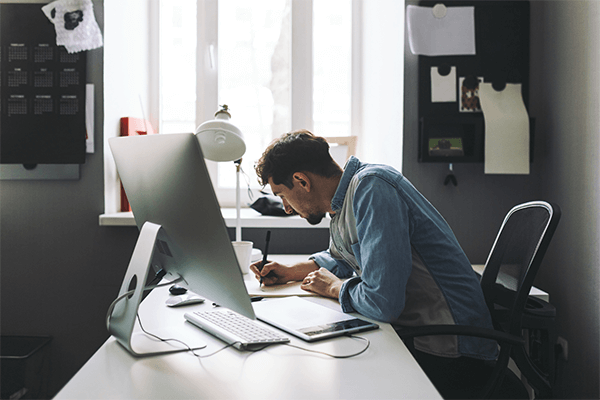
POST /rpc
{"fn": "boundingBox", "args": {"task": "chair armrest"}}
[396,325,525,346]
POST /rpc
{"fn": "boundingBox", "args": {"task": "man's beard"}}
[306,212,326,225]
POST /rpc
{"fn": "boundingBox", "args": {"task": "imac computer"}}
[107,133,254,356]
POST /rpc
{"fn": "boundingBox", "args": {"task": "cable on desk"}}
[108,270,369,360]
[135,313,368,360]
[135,312,240,358]
[106,268,276,359]
[105,275,184,331]
[283,334,371,359]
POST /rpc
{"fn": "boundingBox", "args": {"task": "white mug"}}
[231,241,253,274]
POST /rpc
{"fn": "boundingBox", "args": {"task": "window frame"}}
[103,0,409,219]
[195,0,363,207]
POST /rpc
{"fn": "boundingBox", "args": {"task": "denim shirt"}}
[311,157,498,360]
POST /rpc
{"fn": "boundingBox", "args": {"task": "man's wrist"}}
[291,260,320,281]
[328,281,342,299]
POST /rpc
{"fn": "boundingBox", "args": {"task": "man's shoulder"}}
[352,162,404,185]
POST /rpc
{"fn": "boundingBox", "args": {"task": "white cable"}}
[105,276,184,331]
[107,275,370,360]
[284,335,371,358]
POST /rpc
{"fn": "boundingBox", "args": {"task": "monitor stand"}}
[107,222,207,357]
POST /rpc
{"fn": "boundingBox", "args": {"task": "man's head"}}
[255,130,342,188]
[255,130,343,225]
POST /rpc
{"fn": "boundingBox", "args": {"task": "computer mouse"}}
[165,294,205,307]
[169,285,188,295]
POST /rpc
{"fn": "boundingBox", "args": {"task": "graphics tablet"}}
[253,296,379,342]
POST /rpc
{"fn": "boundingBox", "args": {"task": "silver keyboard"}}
[184,309,289,350]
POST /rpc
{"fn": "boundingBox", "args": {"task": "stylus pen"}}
[259,230,271,285]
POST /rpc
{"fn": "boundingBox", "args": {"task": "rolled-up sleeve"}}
[310,250,355,279]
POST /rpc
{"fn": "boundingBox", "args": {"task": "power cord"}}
[109,269,371,359]
[105,273,183,331]
[147,268,167,286]
[135,310,370,359]
[239,164,254,202]
[283,335,371,358]
[135,313,240,358]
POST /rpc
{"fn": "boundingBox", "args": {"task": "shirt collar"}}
[331,156,361,212]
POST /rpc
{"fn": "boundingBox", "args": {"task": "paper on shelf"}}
[406,5,476,56]
[479,83,530,175]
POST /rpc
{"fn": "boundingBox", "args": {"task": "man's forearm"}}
[290,260,320,281]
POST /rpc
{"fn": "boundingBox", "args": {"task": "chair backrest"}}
[324,136,357,167]
[480,201,561,336]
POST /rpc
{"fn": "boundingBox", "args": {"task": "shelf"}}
[99,208,330,229]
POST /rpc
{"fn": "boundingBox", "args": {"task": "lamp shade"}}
[195,105,246,162]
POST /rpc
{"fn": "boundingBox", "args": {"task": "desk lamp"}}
[195,105,245,242]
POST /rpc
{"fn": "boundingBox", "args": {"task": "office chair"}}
[398,201,561,399]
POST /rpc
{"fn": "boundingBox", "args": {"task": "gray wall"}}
[0,2,139,396]
[403,2,543,265]
[403,1,599,398]
[531,1,599,398]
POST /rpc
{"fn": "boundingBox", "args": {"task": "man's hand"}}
[249,260,291,286]
[249,260,319,286]
[300,268,342,299]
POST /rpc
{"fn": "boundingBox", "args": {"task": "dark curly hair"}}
[255,130,343,189]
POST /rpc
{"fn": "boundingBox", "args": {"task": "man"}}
[250,130,498,398]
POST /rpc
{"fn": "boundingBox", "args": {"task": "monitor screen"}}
[109,133,254,320]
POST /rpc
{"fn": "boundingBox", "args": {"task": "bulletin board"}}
[410,0,533,170]
[0,3,87,165]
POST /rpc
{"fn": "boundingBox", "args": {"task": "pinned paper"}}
[406,5,476,56]
[479,83,530,175]
[86,84,94,153]
[42,0,103,53]
[431,66,456,103]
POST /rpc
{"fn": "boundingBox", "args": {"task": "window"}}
[103,0,403,217]
[159,0,356,207]
[159,0,197,135]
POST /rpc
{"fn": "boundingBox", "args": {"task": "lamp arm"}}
[235,159,242,242]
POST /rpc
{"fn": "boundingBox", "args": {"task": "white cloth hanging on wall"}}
[42,0,103,53]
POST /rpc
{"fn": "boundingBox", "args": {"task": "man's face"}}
[268,176,326,225]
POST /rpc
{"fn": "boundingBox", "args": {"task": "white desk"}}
[55,255,441,400]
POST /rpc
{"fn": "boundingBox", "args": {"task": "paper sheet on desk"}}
[406,5,475,56]
[245,278,317,297]
[479,83,530,175]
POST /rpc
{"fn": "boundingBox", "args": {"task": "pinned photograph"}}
[428,138,464,157]
[459,76,482,112]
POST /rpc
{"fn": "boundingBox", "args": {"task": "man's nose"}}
[282,200,294,214]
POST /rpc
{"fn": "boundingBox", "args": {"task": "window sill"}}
[99,207,330,229]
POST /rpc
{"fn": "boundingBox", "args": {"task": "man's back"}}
[317,157,497,360]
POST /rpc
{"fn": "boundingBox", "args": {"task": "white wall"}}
[360,0,404,171]
[103,0,157,213]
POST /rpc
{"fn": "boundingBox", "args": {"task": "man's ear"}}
[292,172,311,192]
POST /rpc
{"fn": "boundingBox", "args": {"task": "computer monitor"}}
[107,133,254,357]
